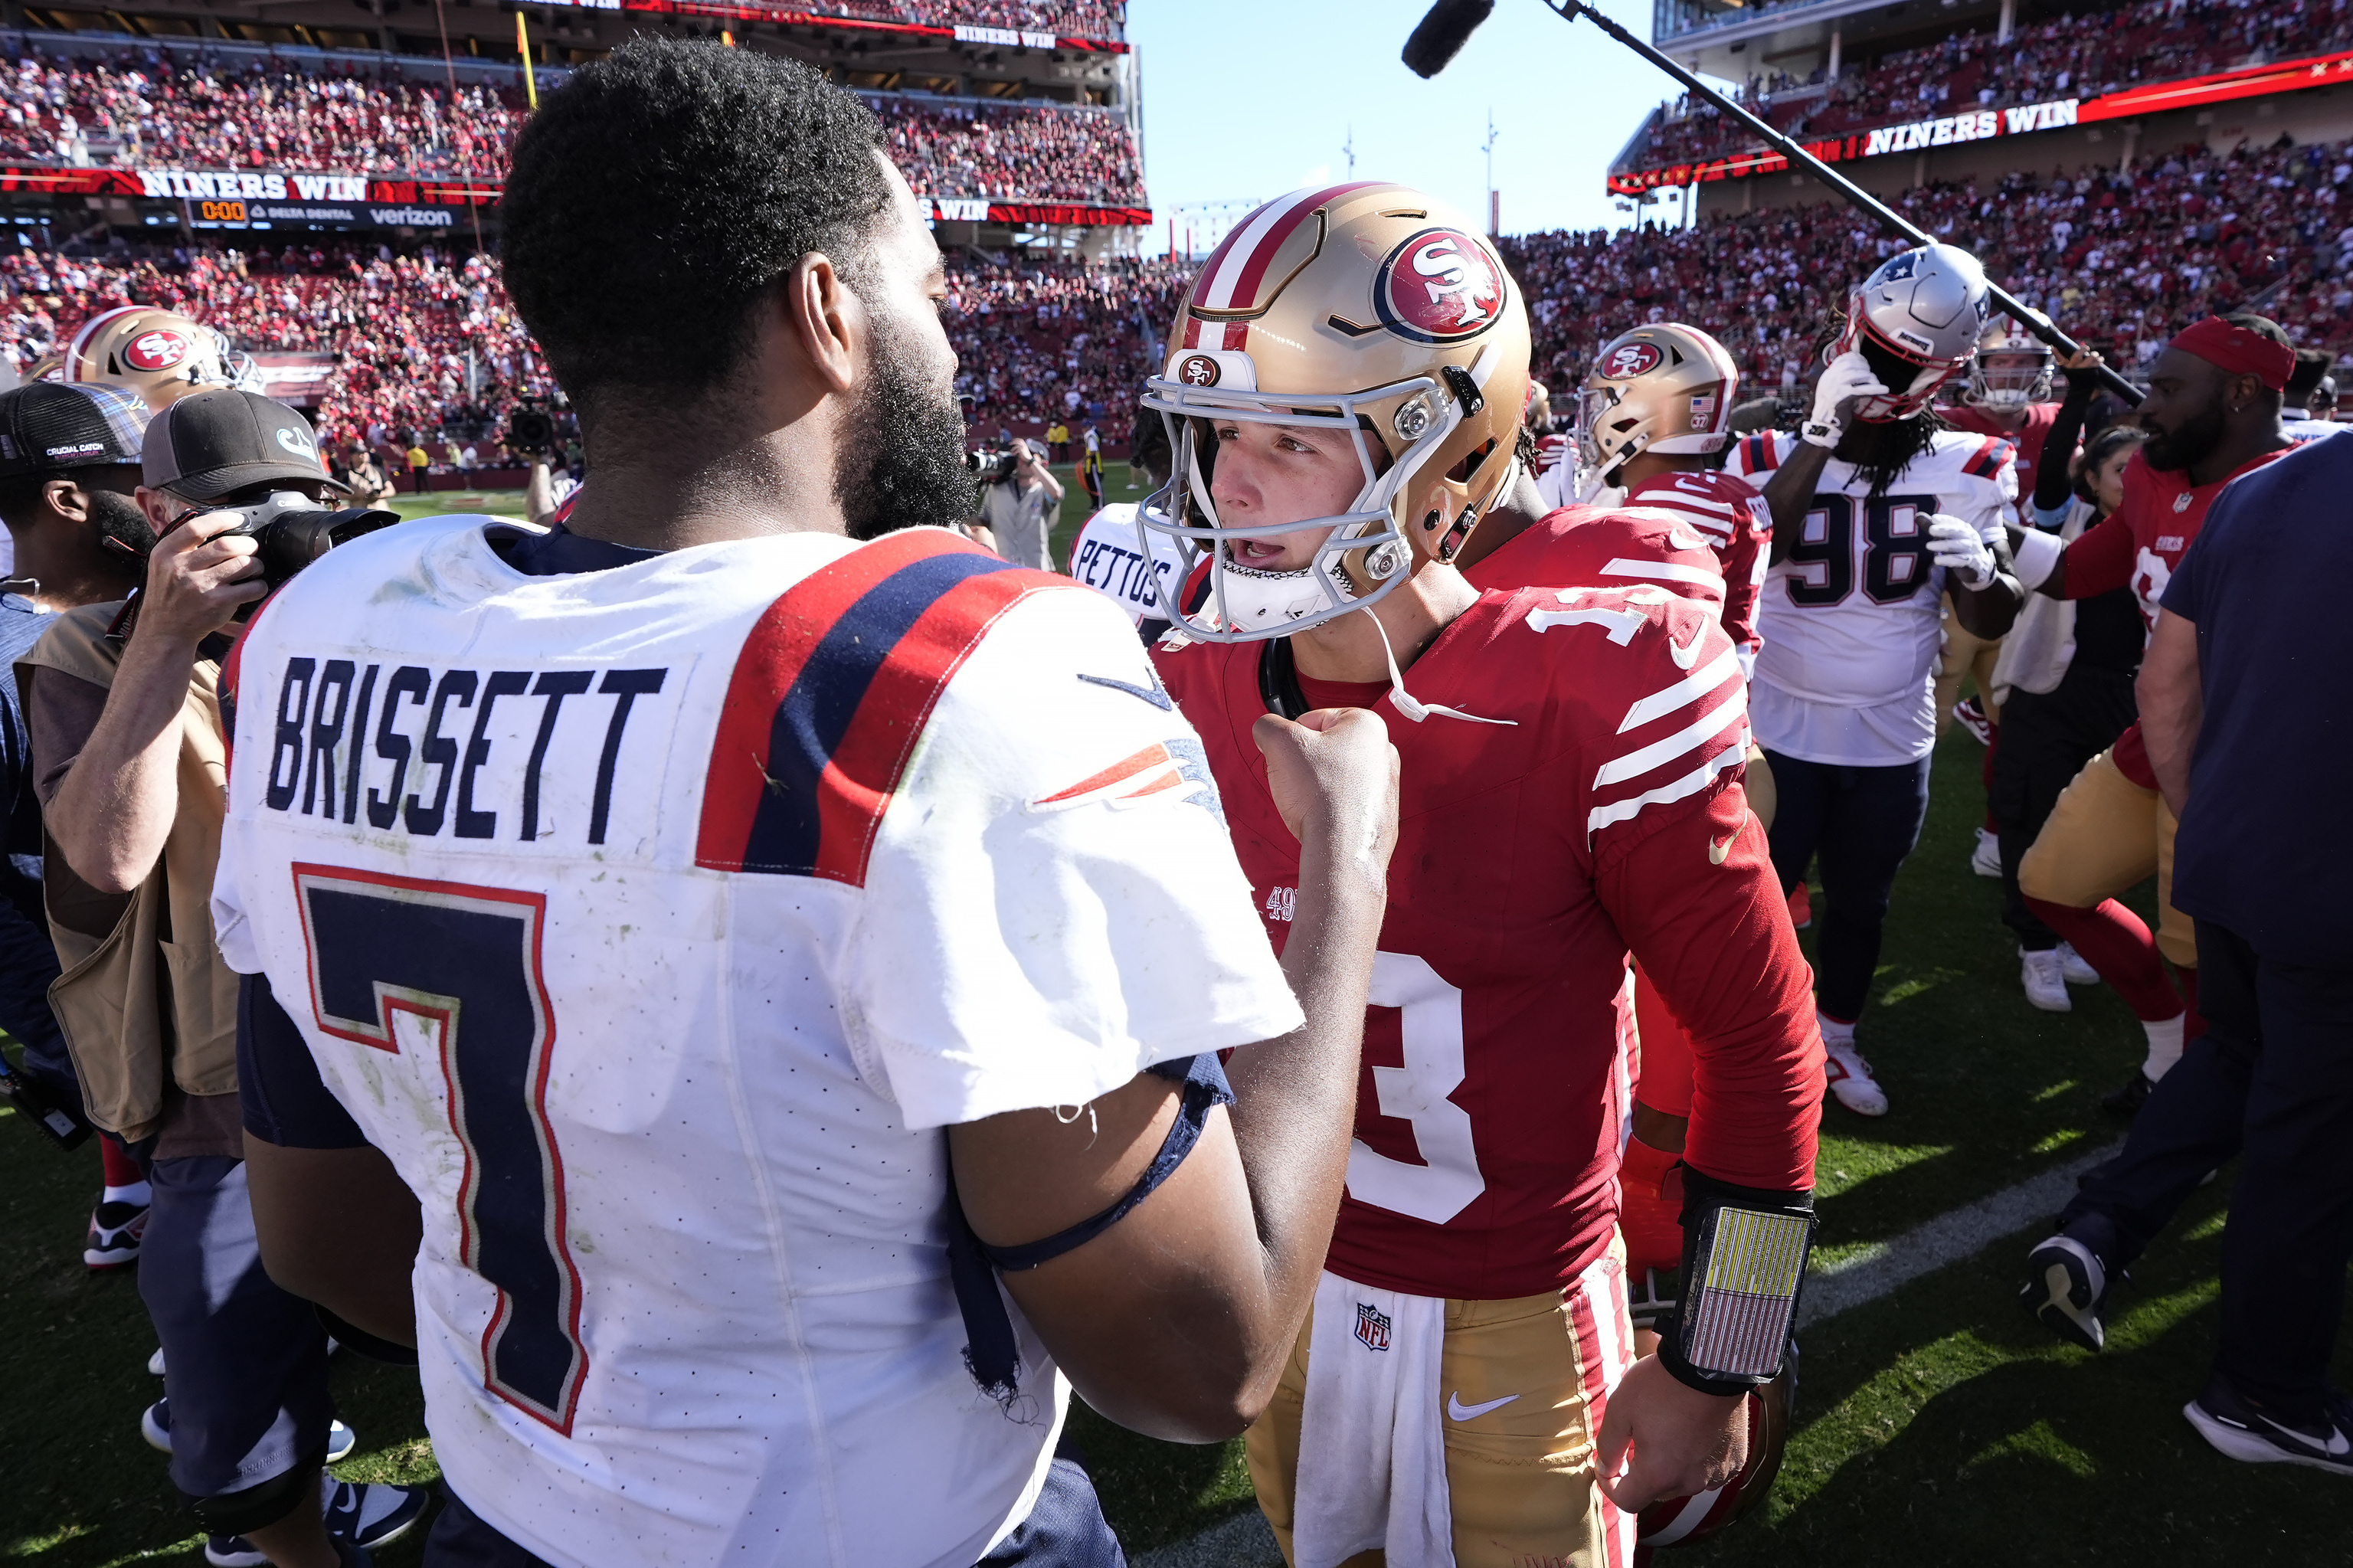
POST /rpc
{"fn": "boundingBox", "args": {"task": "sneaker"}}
[2021,946,2072,1012]
[322,1478,430,1552]
[2101,1070,2156,1118]
[147,1346,165,1377]
[1821,1039,1889,1116]
[1788,882,1813,931]
[2057,941,2100,986]
[2021,1227,2111,1350]
[1952,695,1994,745]
[2184,1377,2353,1475]
[142,1402,357,1465]
[1972,827,2002,879]
[83,1199,148,1270]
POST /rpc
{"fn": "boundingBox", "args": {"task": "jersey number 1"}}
[293,864,587,1435]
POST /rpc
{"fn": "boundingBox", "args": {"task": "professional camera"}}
[966,448,1021,483]
[507,398,559,457]
[214,489,402,591]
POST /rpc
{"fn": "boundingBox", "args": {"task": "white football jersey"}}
[211,519,1300,1568]
[1068,501,1184,626]
[1725,429,2015,764]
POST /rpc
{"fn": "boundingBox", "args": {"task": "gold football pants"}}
[2016,745,2194,967]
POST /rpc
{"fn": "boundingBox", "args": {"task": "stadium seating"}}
[1510,133,2353,395]
[947,254,1186,430]
[802,2,1126,39]
[0,47,1145,208]
[1634,0,2353,170]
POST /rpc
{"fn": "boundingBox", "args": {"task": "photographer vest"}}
[21,602,240,1142]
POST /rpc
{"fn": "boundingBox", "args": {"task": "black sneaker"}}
[2101,1070,2155,1118]
[84,1198,148,1271]
[2021,1224,2112,1350]
[2184,1375,2353,1475]
[323,1479,430,1552]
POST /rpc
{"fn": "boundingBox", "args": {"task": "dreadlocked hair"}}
[1811,307,1947,497]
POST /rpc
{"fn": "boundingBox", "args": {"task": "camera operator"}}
[24,386,426,1566]
[977,435,1062,569]
[508,402,574,528]
[335,446,398,507]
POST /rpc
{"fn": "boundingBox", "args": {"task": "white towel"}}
[1294,1272,1454,1568]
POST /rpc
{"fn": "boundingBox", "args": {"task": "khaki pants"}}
[1934,594,2004,735]
[1245,1249,1638,1568]
[2016,747,2194,967]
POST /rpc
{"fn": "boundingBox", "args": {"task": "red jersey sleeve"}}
[1594,779,1823,1192]
[2058,455,2150,599]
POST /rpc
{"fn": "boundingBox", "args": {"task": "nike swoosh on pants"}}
[1447,1392,1520,1422]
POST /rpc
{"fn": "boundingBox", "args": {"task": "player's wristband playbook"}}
[944,1052,1235,1403]
[1658,1166,1815,1396]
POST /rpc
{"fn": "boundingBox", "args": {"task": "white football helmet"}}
[1138,182,1529,642]
[1833,244,1991,421]
[1962,313,2056,414]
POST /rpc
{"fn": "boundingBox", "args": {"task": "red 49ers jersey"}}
[1945,401,2062,525]
[1617,472,1771,652]
[1154,588,1822,1300]
[1461,505,1726,626]
[2060,446,2289,628]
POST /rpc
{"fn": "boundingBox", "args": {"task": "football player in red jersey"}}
[2008,316,2294,1129]
[1140,182,1823,1568]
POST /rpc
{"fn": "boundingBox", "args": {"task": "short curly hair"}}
[499,38,892,416]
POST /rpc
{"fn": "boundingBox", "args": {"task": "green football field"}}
[4,489,2348,1564]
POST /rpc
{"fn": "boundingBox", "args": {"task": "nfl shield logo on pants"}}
[1354,1301,1392,1352]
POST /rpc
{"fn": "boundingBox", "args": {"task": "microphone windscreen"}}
[1402,0,1496,79]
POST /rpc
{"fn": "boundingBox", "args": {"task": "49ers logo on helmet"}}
[1603,341,1666,379]
[125,329,191,373]
[1175,353,1222,388]
[1373,228,1505,345]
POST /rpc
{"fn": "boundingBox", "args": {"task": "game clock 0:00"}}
[197,198,248,224]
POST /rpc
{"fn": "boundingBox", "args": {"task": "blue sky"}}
[1125,0,1696,251]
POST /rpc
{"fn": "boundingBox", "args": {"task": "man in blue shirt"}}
[2023,429,2353,1475]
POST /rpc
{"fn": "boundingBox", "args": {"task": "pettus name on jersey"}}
[241,653,684,856]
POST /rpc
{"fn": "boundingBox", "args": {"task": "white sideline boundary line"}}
[1133,1141,2124,1567]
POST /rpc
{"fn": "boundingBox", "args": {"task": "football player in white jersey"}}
[1067,407,1183,640]
[210,42,1403,1568]
[1725,244,2024,1118]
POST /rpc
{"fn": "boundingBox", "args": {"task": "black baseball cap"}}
[0,381,149,480]
[142,388,352,502]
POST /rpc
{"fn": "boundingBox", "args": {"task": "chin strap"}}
[1361,605,1514,727]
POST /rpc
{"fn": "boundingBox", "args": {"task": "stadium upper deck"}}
[0,0,1144,247]
[1618,0,2353,221]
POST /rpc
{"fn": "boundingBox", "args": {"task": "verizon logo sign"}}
[1860,97,2079,156]
[140,169,368,201]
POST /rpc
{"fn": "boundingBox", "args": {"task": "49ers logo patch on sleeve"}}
[125,329,191,372]
[1374,228,1506,344]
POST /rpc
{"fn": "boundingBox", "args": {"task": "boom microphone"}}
[1525,0,2142,405]
[1403,0,1495,78]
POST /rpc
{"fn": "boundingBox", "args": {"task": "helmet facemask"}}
[1837,322,1965,424]
[1140,340,1514,643]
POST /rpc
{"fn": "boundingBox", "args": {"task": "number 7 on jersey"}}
[293,864,588,1435]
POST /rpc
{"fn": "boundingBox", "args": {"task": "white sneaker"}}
[147,1346,165,1377]
[1821,1039,1889,1116]
[1971,828,2001,878]
[2021,947,2072,1012]
[2056,941,2099,986]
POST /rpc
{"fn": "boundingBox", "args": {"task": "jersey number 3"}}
[1786,493,1939,606]
[294,864,587,1435]
[1347,952,1487,1225]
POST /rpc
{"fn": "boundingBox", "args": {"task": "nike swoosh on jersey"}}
[1077,670,1173,710]
[1448,1392,1520,1422]
[1709,833,1735,865]
[1667,628,1705,669]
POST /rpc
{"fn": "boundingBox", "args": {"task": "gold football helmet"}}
[1578,322,1740,485]
[47,306,257,411]
[1139,182,1530,641]
[1962,312,2055,414]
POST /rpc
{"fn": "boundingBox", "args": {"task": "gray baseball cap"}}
[142,388,352,502]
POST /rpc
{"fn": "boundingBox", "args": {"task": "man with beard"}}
[211,42,1402,1568]
[1728,244,2024,1118]
[2003,316,2295,1132]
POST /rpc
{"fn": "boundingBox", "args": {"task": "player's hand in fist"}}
[1802,350,1889,449]
[1595,1352,1751,1512]
[1254,707,1399,867]
[1927,514,1997,588]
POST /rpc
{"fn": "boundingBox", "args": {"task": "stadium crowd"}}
[1637,0,2353,169]
[1505,133,2353,398]
[945,253,1182,429]
[790,0,1126,36]
[882,100,1146,205]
